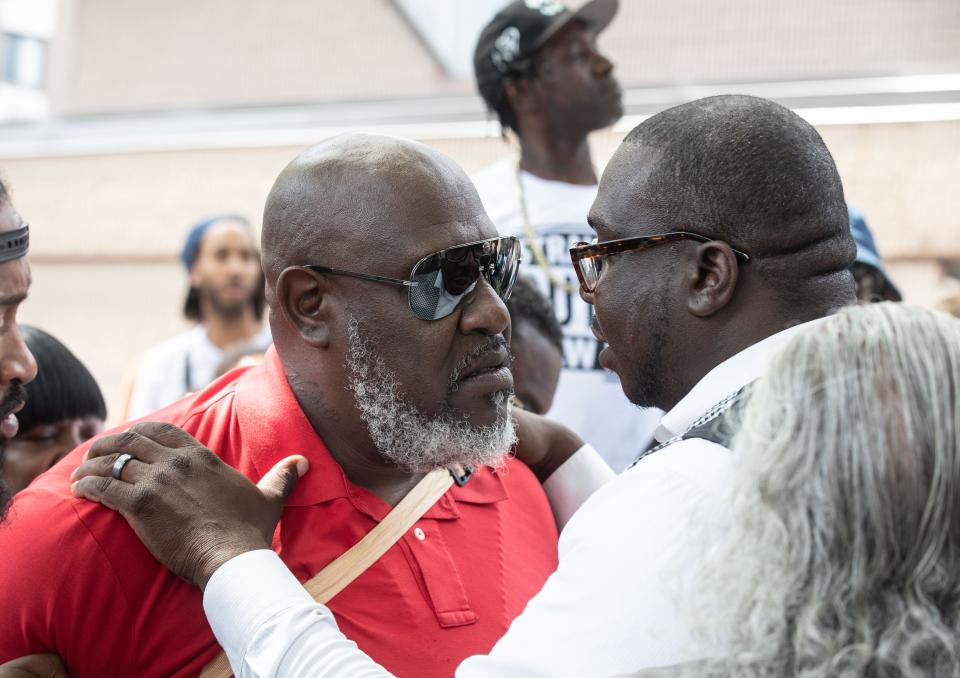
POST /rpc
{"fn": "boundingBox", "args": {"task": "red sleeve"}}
[0,490,138,677]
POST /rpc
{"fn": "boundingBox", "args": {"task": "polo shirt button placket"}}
[413,527,426,541]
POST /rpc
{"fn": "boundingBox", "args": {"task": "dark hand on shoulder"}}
[69,421,308,590]
[511,408,584,482]
[0,654,69,678]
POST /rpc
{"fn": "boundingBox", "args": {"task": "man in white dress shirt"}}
[72,94,858,677]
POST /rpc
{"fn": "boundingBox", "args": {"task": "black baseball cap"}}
[474,0,619,91]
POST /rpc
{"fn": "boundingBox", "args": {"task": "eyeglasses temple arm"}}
[303,265,420,287]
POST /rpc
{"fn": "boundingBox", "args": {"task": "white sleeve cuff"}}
[203,549,326,670]
[542,443,615,531]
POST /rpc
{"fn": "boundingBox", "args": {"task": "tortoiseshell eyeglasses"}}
[568,231,751,294]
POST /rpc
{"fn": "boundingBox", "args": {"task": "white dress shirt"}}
[203,319,824,677]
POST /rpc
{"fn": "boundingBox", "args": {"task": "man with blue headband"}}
[126,214,271,417]
[0,175,38,522]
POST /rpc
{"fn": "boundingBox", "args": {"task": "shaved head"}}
[603,95,856,310]
[262,134,486,303]
[587,95,857,410]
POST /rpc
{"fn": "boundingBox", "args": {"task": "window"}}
[2,32,47,88]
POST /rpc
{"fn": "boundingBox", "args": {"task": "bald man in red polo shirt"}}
[0,136,583,677]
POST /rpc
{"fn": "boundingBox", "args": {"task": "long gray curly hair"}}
[640,303,960,678]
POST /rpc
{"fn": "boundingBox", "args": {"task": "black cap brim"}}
[531,0,619,52]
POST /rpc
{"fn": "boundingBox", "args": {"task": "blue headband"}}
[848,205,902,299]
[180,214,249,271]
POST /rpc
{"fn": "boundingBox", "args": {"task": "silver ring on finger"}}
[111,453,136,481]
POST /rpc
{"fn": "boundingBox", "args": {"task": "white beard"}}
[345,318,516,473]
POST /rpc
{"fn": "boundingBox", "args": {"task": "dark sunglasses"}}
[304,236,522,321]
[569,231,751,293]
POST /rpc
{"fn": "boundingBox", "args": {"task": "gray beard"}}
[345,318,516,474]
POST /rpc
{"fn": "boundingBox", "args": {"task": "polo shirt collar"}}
[235,347,351,507]
[654,317,828,443]
[235,347,509,514]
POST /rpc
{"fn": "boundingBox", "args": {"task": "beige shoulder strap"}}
[200,466,465,678]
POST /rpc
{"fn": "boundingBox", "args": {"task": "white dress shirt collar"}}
[654,317,828,443]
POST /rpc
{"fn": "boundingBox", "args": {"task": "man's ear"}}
[503,78,537,116]
[275,267,332,348]
[685,242,740,318]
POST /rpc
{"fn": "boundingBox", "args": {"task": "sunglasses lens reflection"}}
[408,237,519,321]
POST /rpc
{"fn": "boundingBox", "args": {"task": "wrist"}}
[529,426,584,483]
[195,536,271,591]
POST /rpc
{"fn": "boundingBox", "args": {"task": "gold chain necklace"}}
[514,160,582,294]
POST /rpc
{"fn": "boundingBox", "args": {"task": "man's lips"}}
[459,347,510,381]
[453,346,514,397]
[0,399,25,440]
[591,320,606,343]
[219,283,249,298]
[599,345,614,371]
[598,79,622,100]
[0,412,19,440]
[592,321,616,371]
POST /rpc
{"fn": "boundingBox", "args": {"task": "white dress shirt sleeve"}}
[203,549,393,678]
[542,443,615,530]
[203,444,714,678]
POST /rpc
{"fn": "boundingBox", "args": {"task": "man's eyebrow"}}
[0,292,27,306]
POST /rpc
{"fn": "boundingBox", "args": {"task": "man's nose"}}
[593,51,614,78]
[459,278,510,338]
[0,325,38,386]
[226,254,248,274]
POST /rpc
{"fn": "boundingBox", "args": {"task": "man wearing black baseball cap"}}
[472,0,661,473]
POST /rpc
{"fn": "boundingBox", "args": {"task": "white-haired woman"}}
[635,302,960,678]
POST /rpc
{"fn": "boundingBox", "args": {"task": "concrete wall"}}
[47,0,960,114]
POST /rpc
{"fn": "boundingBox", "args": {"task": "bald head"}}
[262,134,487,297]
[600,95,855,310]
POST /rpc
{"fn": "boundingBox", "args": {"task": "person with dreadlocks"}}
[125,214,270,418]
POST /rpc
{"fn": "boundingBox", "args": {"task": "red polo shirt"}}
[0,348,558,677]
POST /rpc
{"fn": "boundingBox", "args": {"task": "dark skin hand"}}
[511,407,583,482]
[70,421,308,591]
[70,415,581,591]
[0,654,69,678]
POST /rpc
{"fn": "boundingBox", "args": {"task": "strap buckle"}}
[448,464,473,487]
